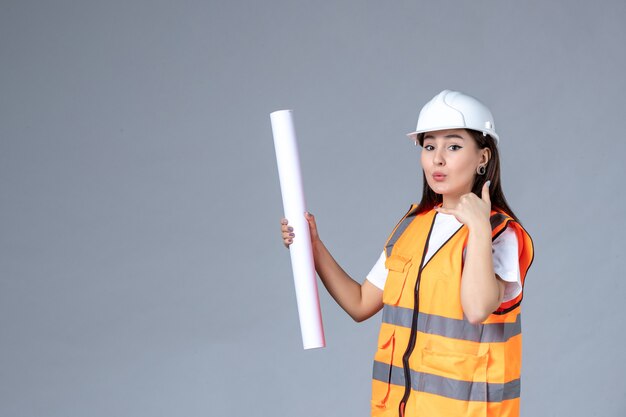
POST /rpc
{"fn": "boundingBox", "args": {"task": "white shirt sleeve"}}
[365,250,387,291]
[491,227,522,302]
[365,226,522,301]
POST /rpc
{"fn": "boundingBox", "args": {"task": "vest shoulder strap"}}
[384,204,419,257]
[490,212,511,239]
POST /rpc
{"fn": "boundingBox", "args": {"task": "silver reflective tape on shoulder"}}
[382,305,521,343]
[490,213,508,231]
[372,361,520,402]
[385,214,417,257]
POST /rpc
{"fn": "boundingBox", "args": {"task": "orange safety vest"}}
[371,204,534,417]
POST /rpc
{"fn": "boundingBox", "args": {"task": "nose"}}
[433,147,445,166]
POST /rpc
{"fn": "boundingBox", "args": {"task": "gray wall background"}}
[1,1,625,416]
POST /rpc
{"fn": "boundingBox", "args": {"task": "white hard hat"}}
[407,89,499,144]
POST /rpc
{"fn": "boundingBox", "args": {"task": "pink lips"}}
[432,172,446,182]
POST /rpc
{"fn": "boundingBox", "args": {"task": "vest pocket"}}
[372,325,396,410]
[383,254,412,305]
[413,345,489,417]
[420,345,489,383]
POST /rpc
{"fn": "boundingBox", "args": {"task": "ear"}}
[481,148,491,164]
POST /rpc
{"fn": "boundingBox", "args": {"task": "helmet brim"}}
[406,128,499,144]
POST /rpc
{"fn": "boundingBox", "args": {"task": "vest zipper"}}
[398,212,437,417]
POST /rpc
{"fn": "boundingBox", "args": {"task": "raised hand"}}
[434,181,491,230]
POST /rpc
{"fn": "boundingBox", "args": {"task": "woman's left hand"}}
[434,181,491,230]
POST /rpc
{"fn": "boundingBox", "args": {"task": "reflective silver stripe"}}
[373,361,520,402]
[382,304,414,328]
[382,305,521,343]
[373,359,406,387]
[385,213,417,257]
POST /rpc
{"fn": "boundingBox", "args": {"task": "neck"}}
[440,195,459,210]
[440,189,471,209]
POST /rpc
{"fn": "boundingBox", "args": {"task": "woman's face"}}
[420,129,490,198]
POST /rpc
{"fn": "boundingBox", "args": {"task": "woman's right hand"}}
[280,212,319,249]
[281,213,383,321]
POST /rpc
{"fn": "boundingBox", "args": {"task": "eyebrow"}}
[423,134,465,140]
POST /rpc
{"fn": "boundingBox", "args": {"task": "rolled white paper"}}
[270,109,326,350]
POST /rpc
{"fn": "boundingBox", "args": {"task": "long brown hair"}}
[414,129,522,224]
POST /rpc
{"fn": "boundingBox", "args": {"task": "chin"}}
[429,184,447,194]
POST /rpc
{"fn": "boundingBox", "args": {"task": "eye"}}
[449,145,462,151]
[424,145,434,151]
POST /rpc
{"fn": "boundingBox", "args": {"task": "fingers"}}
[280,217,295,248]
[280,218,293,233]
[434,206,455,215]
[281,212,319,248]
[481,180,492,204]
[282,227,295,241]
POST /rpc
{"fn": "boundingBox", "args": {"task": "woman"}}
[280,90,534,417]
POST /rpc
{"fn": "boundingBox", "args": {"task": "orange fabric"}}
[371,206,534,417]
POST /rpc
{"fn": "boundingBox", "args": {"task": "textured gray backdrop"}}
[1,1,625,416]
